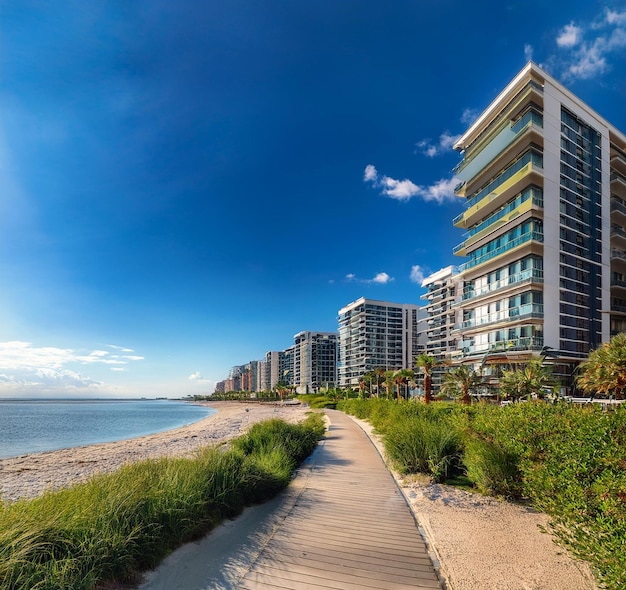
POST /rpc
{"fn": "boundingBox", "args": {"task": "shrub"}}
[462,437,522,498]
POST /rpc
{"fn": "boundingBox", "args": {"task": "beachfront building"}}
[338,297,421,388]
[451,61,626,392]
[420,266,462,392]
[293,331,338,394]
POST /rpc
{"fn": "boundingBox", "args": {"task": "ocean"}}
[0,399,216,459]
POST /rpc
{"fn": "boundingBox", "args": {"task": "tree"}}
[577,333,626,399]
[415,353,441,404]
[440,365,482,405]
[499,357,556,402]
[393,369,414,401]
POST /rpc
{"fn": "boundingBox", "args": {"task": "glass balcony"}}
[611,198,626,217]
[611,225,626,240]
[454,109,543,183]
[459,303,544,330]
[458,230,544,272]
[464,150,543,211]
[457,268,544,304]
[459,336,544,356]
[611,248,626,262]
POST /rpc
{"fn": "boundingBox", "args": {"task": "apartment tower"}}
[338,297,420,387]
[452,62,626,391]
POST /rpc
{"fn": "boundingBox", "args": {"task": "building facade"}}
[338,297,421,387]
[293,331,338,393]
[451,61,626,391]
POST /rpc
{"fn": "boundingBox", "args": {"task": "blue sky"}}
[1,1,625,397]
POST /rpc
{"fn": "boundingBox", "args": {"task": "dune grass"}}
[0,413,325,590]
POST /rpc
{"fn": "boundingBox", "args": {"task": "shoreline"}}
[0,401,310,502]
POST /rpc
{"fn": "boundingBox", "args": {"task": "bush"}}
[462,437,522,498]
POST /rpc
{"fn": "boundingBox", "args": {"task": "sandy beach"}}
[0,402,598,589]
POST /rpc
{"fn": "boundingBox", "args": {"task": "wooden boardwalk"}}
[138,410,442,590]
[238,410,441,589]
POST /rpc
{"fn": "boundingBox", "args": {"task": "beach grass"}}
[0,413,325,590]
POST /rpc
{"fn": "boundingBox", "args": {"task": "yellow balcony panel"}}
[463,198,537,251]
[461,162,542,229]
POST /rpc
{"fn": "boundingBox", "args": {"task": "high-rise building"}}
[338,297,421,387]
[420,266,461,391]
[293,331,338,393]
[451,61,626,392]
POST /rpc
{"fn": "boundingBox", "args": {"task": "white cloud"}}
[557,22,582,48]
[461,108,479,126]
[189,371,212,385]
[524,44,534,62]
[107,344,135,353]
[416,132,461,157]
[363,164,458,204]
[363,164,378,182]
[372,272,392,284]
[0,341,143,396]
[549,8,626,81]
[344,272,394,285]
[409,265,426,284]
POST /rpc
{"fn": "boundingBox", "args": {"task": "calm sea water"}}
[0,399,216,459]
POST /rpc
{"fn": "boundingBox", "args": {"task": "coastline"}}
[0,401,310,502]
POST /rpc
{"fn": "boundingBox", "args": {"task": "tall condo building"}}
[293,331,338,394]
[338,297,421,387]
[452,61,626,390]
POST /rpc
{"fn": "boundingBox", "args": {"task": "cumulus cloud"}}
[546,8,626,81]
[345,272,394,285]
[557,22,582,48]
[460,108,479,126]
[188,371,212,385]
[409,265,426,284]
[363,165,458,204]
[0,341,143,396]
[415,132,461,157]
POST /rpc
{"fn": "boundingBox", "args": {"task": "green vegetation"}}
[577,332,626,399]
[0,414,325,590]
[337,398,626,589]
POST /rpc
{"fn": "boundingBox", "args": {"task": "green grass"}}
[0,413,325,590]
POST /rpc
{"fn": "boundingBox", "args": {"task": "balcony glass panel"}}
[460,336,544,355]
[461,268,544,301]
[459,303,544,329]
[458,228,544,272]
[455,110,543,183]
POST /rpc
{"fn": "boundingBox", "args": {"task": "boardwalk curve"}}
[138,409,442,590]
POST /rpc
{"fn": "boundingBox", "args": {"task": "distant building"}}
[451,61,626,392]
[338,297,421,387]
[293,331,338,393]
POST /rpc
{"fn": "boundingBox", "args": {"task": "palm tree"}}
[393,369,414,401]
[577,333,626,399]
[440,365,482,405]
[415,353,440,404]
[499,357,556,402]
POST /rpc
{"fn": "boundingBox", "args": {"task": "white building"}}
[338,297,421,387]
[293,331,338,393]
[451,61,626,391]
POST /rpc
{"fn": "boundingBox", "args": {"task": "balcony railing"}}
[458,231,544,272]
[458,268,544,303]
[611,248,626,262]
[459,303,544,330]
[611,198,626,216]
[611,226,626,240]
[459,336,544,356]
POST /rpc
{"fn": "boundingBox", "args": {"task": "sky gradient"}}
[2,1,626,397]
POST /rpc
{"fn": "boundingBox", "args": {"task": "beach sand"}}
[0,402,598,589]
